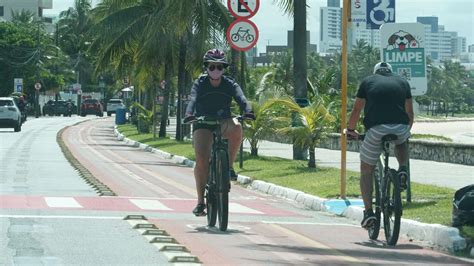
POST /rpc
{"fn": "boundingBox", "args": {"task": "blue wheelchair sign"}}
[16,84,22,93]
[367,0,395,29]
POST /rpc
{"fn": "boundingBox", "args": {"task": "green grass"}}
[117,123,474,242]
[411,134,452,142]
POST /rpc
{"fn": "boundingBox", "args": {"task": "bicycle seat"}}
[381,134,398,142]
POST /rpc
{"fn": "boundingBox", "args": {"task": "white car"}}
[106,99,125,116]
[0,97,22,132]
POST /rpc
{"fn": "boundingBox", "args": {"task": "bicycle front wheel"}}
[383,169,402,246]
[216,149,229,231]
[369,160,383,240]
[206,185,217,227]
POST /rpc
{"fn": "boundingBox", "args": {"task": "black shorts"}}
[192,122,218,133]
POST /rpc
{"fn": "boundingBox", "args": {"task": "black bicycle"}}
[359,134,403,246]
[185,116,233,231]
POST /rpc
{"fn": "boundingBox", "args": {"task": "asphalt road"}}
[0,116,170,265]
[38,117,469,264]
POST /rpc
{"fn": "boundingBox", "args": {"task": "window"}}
[0,6,4,17]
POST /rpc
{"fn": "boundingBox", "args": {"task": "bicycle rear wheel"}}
[216,149,229,231]
[368,160,383,240]
[383,169,402,246]
[206,185,217,227]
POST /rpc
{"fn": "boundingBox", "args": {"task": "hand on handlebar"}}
[183,115,196,124]
[344,128,359,141]
[243,112,256,120]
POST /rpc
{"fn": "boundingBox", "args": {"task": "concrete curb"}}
[113,126,469,254]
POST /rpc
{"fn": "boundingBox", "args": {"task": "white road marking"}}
[130,199,172,211]
[229,203,263,214]
[45,197,83,208]
[262,221,359,227]
[0,214,122,219]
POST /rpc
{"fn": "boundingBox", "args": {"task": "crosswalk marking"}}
[45,197,83,208]
[130,199,172,211]
[229,203,263,214]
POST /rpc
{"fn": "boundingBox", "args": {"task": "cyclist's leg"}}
[360,161,376,210]
[221,118,243,169]
[393,124,411,188]
[193,128,213,204]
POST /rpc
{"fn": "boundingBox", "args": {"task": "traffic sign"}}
[14,78,23,93]
[227,0,260,19]
[34,82,41,90]
[380,23,427,96]
[367,0,395,29]
[226,19,259,52]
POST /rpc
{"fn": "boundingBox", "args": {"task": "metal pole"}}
[239,52,246,168]
[340,0,350,199]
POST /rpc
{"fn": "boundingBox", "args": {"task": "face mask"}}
[208,68,224,80]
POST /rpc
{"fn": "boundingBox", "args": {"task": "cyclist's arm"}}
[185,80,199,116]
[232,82,252,114]
[405,98,414,129]
[347,97,365,131]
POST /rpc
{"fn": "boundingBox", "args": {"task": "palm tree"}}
[274,0,308,160]
[243,100,280,156]
[269,97,335,168]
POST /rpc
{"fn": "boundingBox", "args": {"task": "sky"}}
[45,0,474,53]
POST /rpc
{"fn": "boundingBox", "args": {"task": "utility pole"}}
[35,18,41,118]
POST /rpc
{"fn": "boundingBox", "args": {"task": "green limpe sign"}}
[380,23,427,96]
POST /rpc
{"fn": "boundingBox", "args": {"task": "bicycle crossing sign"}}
[226,19,259,52]
[227,0,260,19]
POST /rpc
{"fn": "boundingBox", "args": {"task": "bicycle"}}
[185,116,242,231]
[359,134,404,246]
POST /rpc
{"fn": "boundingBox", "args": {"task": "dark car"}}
[42,100,71,116]
[81,99,103,117]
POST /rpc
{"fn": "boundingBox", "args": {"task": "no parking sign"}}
[226,0,260,52]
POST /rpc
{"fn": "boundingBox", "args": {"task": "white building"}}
[320,0,381,53]
[319,0,342,53]
[0,0,52,21]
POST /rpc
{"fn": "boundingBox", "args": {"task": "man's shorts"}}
[360,124,411,166]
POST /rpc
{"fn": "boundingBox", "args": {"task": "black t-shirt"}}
[185,75,251,118]
[356,73,412,130]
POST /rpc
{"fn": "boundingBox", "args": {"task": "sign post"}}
[14,78,23,93]
[380,23,427,96]
[34,82,41,118]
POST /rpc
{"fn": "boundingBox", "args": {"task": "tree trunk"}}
[159,51,173,138]
[231,49,239,80]
[176,36,187,141]
[292,0,308,160]
[308,148,316,168]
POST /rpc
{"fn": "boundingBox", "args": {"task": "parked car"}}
[0,97,22,132]
[81,99,103,117]
[106,99,125,116]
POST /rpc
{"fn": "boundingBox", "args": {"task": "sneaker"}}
[398,166,408,191]
[192,203,206,216]
[230,169,238,181]
[361,209,377,228]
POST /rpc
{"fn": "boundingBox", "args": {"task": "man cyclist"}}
[346,62,414,228]
[184,49,254,216]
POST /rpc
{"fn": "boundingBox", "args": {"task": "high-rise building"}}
[319,0,342,53]
[417,16,466,61]
[0,0,52,22]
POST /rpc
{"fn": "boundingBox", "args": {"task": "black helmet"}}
[203,49,229,67]
[373,62,393,74]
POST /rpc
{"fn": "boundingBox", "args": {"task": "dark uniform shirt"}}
[356,72,412,130]
[185,75,251,118]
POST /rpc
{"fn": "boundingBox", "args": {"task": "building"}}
[468,44,474,53]
[319,0,342,53]
[253,31,318,66]
[0,0,52,21]
[417,16,466,62]
[320,0,380,53]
